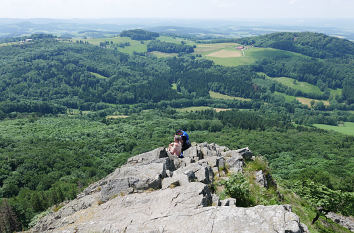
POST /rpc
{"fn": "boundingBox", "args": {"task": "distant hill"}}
[120,29,159,41]
[236,32,354,59]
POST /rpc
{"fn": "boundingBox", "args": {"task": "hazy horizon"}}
[1,0,354,19]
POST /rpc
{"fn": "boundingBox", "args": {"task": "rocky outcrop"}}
[31,143,308,233]
[326,212,354,232]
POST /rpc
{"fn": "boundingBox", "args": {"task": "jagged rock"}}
[235,147,253,160]
[173,161,214,184]
[31,143,308,233]
[326,212,354,232]
[226,150,244,173]
[255,170,268,188]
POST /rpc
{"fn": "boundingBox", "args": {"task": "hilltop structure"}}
[31,143,309,233]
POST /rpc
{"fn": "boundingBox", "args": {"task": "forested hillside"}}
[236,32,354,58]
[0,32,353,232]
[235,32,354,105]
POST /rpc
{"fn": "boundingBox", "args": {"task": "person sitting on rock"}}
[168,135,182,157]
[176,129,191,155]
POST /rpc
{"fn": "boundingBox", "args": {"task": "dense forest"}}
[234,32,354,105]
[236,32,354,59]
[147,40,195,53]
[120,29,159,40]
[0,32,353,232]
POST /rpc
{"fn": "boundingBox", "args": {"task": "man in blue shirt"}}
[176,129,191,155]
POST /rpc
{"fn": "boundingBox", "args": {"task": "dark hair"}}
[176,129,183,134]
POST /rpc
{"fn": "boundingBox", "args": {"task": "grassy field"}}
[158,36,195,46]
[313,122,354,136]
[73,36,147,54]
[209,91,252,101]
[73,35,196,55]
[271,77,323,96]
[194,43,246,66]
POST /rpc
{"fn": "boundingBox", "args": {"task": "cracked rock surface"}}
[31,143,309,233]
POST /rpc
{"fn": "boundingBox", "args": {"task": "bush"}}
[222,173,253,207]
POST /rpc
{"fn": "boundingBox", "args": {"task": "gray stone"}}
[235,147,253,160]
[226,151,244,173]
[255,170,268,188]
[31,144,308,233]
[326,212,354,232]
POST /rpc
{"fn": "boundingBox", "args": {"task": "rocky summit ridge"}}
[31,143,309,233]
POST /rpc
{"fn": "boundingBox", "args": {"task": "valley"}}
[0,29,353,232]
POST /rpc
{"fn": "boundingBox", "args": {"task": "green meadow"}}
[313,122,354,136]
[271,77,323,96]
[74,36,147,54]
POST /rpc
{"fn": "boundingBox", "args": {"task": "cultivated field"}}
[195,44,304,67]
[158,36,195,46]
[313,122,354,136]
[296,97,330,107]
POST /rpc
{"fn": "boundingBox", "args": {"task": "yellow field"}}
[105,115,129,119]
[296,97,330,107]
[214,108,232,112]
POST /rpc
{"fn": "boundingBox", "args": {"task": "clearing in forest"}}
[175,106,212,112]
[209,91,252,101]
[313,122,354,136]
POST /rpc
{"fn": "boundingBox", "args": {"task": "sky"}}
[1,0,354,19]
